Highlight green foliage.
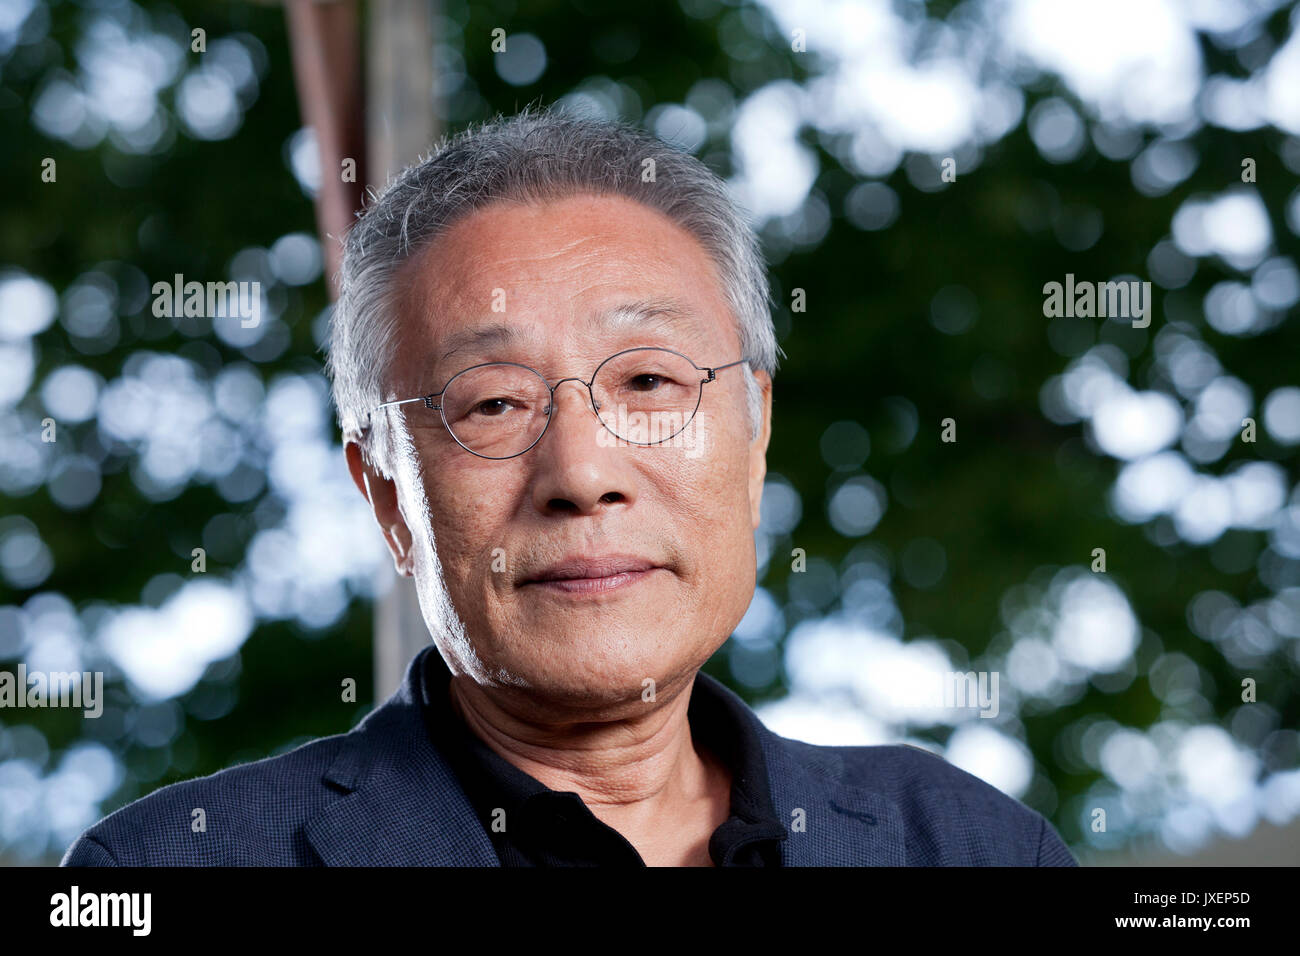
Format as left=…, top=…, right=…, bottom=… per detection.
left=3, top=0, right=1297, bottom=863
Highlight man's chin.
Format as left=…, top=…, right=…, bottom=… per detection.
left=526, top=668, right=695, bottom=718
left=490, top=623, right=692, bottom=691
left=514, top=613, right=664, bottom=652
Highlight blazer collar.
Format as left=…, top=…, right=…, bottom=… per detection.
left=303, top=647, right=497, bottom=866
left=304, top=645, right=904, bottom=866
left=753, top=712, right=907, bottom=866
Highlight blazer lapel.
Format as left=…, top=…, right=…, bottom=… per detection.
left=304, top=647, right=499, bottom=866
left=699, top=673, right=907, bottom=866
left=762, top=738, right=907, bottom=866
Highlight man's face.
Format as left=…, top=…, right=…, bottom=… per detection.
left=349, top=192, right=772, bottom=712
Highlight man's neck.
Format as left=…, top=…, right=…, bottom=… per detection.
left=447, top=674, right=733, bottom=865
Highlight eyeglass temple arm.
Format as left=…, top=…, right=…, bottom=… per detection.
left=704, top=357, right=752, bottom=381
left=366, top=394, right=440, bottom=428
left=374, top=395, right=439, bottom=410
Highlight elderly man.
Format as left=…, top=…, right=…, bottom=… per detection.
left=63, top=106, right=1076, bottom=867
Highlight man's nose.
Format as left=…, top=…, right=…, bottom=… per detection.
left=540, top=378, right=605, bottom=452
left=529, top=378, right=632, bottom=514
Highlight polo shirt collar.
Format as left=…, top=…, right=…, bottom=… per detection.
left=420, top=645, right=788, bottom=864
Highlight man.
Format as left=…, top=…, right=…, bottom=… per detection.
left=63, top=106, right=1077, bottom=867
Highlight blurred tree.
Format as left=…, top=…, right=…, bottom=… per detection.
left=2, top=0, right=1297, bottom=864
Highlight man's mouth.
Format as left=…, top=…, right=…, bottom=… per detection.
left=518, top=555, right=664, bottom=594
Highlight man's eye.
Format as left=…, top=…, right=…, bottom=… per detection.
left=473, top=398, right=512, bottom=416
left=627, top=373, right=667, bottom=391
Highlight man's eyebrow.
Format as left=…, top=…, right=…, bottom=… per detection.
left=590, top=297, right=692, bottom=331
left=437, top=298, right=693, bottom=363
left=439, top=323, right=523, bottom=363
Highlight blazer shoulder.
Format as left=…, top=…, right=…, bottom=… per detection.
left=62, top=730, right=352, bottom=867
left=814, top=741, right=1077, bottom=866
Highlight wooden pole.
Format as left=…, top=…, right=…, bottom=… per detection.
left=287, top=0, right=441, bottom=700
left=366, top=0, right=441, bottom=699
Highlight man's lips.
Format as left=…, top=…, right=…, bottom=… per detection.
left=518, top=555, right=663, bottom=593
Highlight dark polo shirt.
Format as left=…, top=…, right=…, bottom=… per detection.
left=419, top=647, right=788, bottom=866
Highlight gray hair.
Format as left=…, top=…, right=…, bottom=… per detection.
left=327, top=103, right=779, bottom=472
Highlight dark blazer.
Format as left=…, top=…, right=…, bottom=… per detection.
left=62, top=645, right=1078, bottom=866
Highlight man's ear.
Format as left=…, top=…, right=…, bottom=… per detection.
left=345, top=437, right=415, bottom=577
left=747, top=370, right=772, bottom=532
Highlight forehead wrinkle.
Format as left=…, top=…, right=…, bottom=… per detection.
left=437, top=299, right=690, bottom=363
left=496, top=233, right=600, bottom=266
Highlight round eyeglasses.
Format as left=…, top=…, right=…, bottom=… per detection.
left=370, top=347, right=751, bottom=460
